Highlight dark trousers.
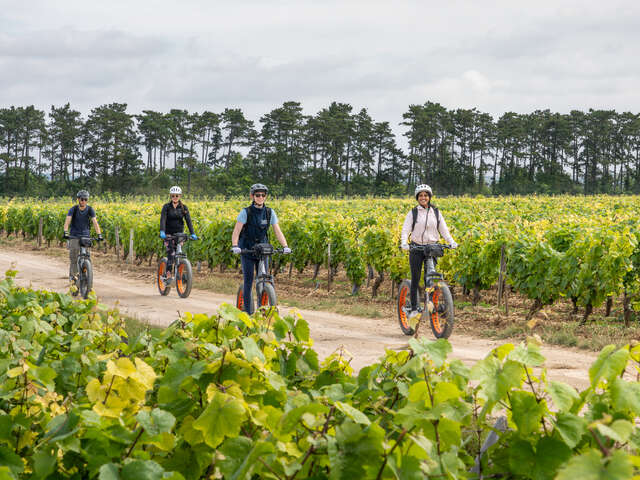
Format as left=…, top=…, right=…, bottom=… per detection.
left=164, top=239, right=176, bottom=272
left=241, top=254, right=269, bottom=315
left=409, top=249, right=427, bottom=309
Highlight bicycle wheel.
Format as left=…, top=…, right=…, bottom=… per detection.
left=236, top=284, right=247, bottom=311
left=176, top=258, right=193, bottom=298
left=79, top=259, right=93, bottom=299
left=397, top=279, right=415, bottom=336
left=429, top=282, right=454, bottom=339
left=157, top=258, right=171, bottom=296
left=257, top=282, right=277, bottom=310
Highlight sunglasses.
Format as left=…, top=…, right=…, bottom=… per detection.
left=254, top=193, right=266, bottom=198
left=171, top=194, right=181, bottom=198
left=79, top=198, right=88, bottom=201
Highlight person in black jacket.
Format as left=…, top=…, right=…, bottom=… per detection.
left=159, top=186, right=197, bottom=282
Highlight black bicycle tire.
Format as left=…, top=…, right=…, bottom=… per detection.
left=157, top=258, right=171, bottom=296
left=79, top=259, right=93, bottom=299
left=397, top=279, right=415, bottom=336
left=257, top=282, right=278, bottom=313
left=176, top=258, right=193, bottom=298
left=429, top=282, right=455, bottom=339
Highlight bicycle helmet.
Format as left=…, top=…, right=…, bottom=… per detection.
left=250, top=183, right=268, bottom=195
left=169, top=186, right=182, bottom=195
left=76, top=190, right=90, bottom=199
left=414, top=184, right=432, bottom=200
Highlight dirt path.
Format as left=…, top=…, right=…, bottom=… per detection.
left=1, top=249, right=599, bottom=388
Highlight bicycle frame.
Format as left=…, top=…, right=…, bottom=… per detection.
left=165, top=234, right=190, bottom=276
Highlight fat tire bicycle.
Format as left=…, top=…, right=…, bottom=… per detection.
left=235, top=243, right=286, bottom=313
left=157, top=233, right=196, bottom=298
left=69, top=236, right=102, bottom=299
left=397, top=243, right=455, bottom=339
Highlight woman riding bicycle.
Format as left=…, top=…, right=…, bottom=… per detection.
left=231, top=183, right=291, bottom=314
left=159, top=186, right=197, bottom=284
left=400, top=184, right=457, bottom=317
left=63, top=190, right=103, bottom=284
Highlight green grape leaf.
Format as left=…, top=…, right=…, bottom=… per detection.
left=192, top=392, right=246, bottom=449
left=240, top=337, right=265, bottom=364
left=588, top=345, right=628, bottom=387
left=408, top=337, right=451, bottom=368
left=556, top=449, right=633, bottom=480
left=547, top=381, right=580, bottom=413
left=99, top=463, right=120, bottom=480
left=0, top=447, right=23, bottom=475
left=219, top=437, right=275, bottom=479
left=510, top=391, right=546, bottom=437
left=610, top=378, right=640, bottom=415
left=335, top=402, right=370, bottom=425
left=595, top=420, right=634, bottom=443
left=136, top=409, right=176, bottom=436
left=554, top=413, right=587, bottom=449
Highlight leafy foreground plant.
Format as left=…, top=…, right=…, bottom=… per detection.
left=0, top=272, right=639, bottom=479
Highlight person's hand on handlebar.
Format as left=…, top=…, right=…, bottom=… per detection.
left=231, top=245, right=241, bottom=255
left=159, top=231, right=166, bottom=239
left=63, top=230, right=69, bottom=240
left=282, top=247, right=292, bottom=254
left=97, top=233, right=103, bottom=242
left=449, top=241, right=458, bottom=249
left=400, top=243, right=409, bottom=251
left=190, top=234, right=198, bottom=240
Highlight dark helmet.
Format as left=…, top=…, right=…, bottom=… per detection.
left=76, top=190, right=90, bottom=199
left=250, top=183, right=268, bottom=195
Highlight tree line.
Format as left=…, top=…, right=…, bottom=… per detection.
left=1, top=101, right=639, bottom=197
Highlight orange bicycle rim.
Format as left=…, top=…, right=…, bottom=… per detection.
left=431, top=288, right=442, bottom=333
left=398, top=286, right=409, bottom=329
left=176, top=264, right=184, bottom=292
left=158, top=263, right=166, bottom=290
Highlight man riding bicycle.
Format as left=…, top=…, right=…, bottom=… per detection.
left=63, top=190, right=103, bottom=284
left=400, top=184, right=457, bottom=318
left=159, top=186, right=197, bottom=285
left=231, top=183, right=291, bottom=314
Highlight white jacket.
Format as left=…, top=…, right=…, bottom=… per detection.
left=400, top=205, right=455, bottom=245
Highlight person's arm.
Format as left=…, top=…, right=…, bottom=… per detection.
left=400, top=211, right=413, bottom=245
left=63, top=215, right=72, bottom=232
left=183, top=206, right=195, bottom=235
left=160, top=204, right=167, bottom=232
left=437, top=214, right=455, bottom=246
left=91, top=217, right=102, bottom=235
left=231, top=221, right=244, bottom=246
left=272, top=224, right=288, bottom=247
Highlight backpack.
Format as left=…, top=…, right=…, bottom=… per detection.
left=411, top=205, right=440, bottom=235
left=239, top=205, right=272, bottom=242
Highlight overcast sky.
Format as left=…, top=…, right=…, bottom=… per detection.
left=2, top=0, right=639, bottom=138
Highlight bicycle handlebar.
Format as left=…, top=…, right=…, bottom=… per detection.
left=164, top=233, right=198, bottom=241
left=409, top=243, right=454, bottom=250
left=238, top=247, right=286, bottom=255
left=67, top=235, right=103, bottom=242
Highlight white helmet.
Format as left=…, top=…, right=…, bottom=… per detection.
left=169, top=186, right=182, bottom=195
left=414, top=184, right=432, bottom=199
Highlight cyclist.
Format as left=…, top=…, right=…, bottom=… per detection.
left=159, top=186, right=197, bottom=284
left=63, top=190, right=103, bottom=284
left=231, top=183, right=291, bottom=314
left=400, top=184, right=457, bottom=317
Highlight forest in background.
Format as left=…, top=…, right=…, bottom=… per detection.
left=1, top=100, right=639, bottom=197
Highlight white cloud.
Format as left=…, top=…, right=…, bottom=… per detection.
left=0, top=0, right=639, bottom=139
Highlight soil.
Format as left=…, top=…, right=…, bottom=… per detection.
left=0, top=245, right=605, bottom=389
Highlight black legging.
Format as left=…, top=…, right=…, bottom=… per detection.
left=409, top=248, right=438, bottom=309
left=409, top=248, right=427, bottom=309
